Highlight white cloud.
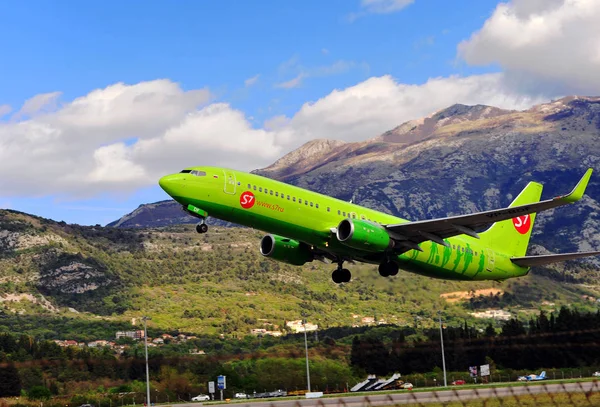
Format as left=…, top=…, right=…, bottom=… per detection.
left=0, top=104, right=12, bottom=118
left=274, top=59, right=360, bottom=89
left=458, top=0, right=600, bottom=94
left=275, top=74, right=545, bottom=150
left=275, top=73, right=305, bottom=89
left=348, top=0, right=414, bottom=21
left=0, top=74, right=549, bottom=199
left=321, top=48, right=330, bottom=55
left=13, top=92, right=61, bottom=119
left=244, top=74, right=260, bottom=87
left=360, top=0, right=414, bottom=14
left=0, top=200, right=10, bottom=209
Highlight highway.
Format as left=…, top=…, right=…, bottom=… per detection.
left=180, top=381, right=599, bottom=407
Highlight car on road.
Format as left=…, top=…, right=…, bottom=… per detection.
left=191, top=394, right=210, bottom=401
left=593, top=372, right=600, bottom=377
left=234, top=393, right=248, bottom=399
left=451, top=380, right=466, bottom=385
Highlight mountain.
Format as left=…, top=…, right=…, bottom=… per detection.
left=1, top=208, right=598, bottom=340
left=110, top=96, right=600, bottom=266
left=3, top=96, right=600, bottom=338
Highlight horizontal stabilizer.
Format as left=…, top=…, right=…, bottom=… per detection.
left=511, top=251, right=600, bottom=267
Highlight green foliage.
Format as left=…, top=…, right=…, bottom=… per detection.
left=27, top=386, right=52, bottom=400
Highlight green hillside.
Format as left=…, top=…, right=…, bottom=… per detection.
left=1, top=209, right=599, bottom=340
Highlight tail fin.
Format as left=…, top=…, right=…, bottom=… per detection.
left=480, top=181, right=544, bottom=257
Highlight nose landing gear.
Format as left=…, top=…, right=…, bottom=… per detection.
left=196, top=220, right=208, bottom=234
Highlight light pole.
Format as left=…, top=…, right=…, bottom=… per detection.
left=303, top=319, right=311, bottom=392
left=438, top=311, right=447, bottom=387
left=142, top=316, right=152, bottom=406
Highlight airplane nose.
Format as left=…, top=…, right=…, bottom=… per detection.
left=158, top=174, right=179, bottom=195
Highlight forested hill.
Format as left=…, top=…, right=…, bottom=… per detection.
left=1, top=208, right=599, bottom=340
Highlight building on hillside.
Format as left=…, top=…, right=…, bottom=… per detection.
left=88, top=340, right=111, bottom=348
left=470, top=309, right=512, bottom=320
left=54, top=340, right=79, bottom=347
left=116, top=330, right=144, bottom=340
left=152, top=338, right=164, bottom=344
left=286, top=320, right=318, bottom=333
left=361, top=317, right=375, bottom=325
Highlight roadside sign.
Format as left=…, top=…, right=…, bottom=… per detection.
left=208, top=381, right=215, bottom=393
left=217, top=375, right=226, bottom=390
left=480, top=364, right=490, bottom=376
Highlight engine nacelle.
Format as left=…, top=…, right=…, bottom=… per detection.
left=336, top=218, right=395, bottom=252
left=260, top=234, right=314, bottom=266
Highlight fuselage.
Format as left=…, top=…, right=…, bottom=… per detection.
left=158, top=166, right=530, bottom=281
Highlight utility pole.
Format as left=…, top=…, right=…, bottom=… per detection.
left=438, top=311, right=447, bottom=387
left=142, top=316, right=152, bottom=406
left=303, top=319, right=311, bottom=392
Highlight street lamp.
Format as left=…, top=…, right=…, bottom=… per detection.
left=142, top=316, right=152, bottom=406
left=438, top=311, right=447, bottom=387
left=303, top=319, right=311, bottom=392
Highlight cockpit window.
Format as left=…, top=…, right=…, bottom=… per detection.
left=190, top=170, right=206, bottom=176
left=180, top=170, right=192, bottom=173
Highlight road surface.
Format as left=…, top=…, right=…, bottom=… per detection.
left=180, top=381, right=598, bottom=407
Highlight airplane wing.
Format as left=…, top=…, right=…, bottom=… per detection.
left=511, top=251, right=600, bottom=267
left=383, top=168, right=592, bottom=252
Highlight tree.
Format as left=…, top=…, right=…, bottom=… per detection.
left=28, top=386, right=52, bottom=400
left=0, top=363, right=22, bottom=396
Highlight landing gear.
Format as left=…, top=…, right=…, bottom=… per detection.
left=196, top=220, right=208, bottom=234
left=378, top=260, right=399, bottom=277
left=332, top=261, right=351, bottom=284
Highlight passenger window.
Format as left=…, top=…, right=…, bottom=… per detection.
left=270, top=190, right=273, bottom=195
left=305, top=201, right=308, bottom=206
left=316, top=204, right=319, bottom=209
left=360, top=215, right=365, bottom=220
left=259, top=187, right=263, bottom=192
left=247, top=184, right=251, bottom=188
left=275, top=192, right=278, bottom=197
left=265, top=188, right=268, bottom=194
left=299, top=199, right=302, bottom=204
left=293, top=197, right=296, bottom=202
left=310, top=202, right=313, bottom=207
left=343, top=212, right=346, bottom=216
left=253, top=185, right=257, bottom=191
left=337, top=210, right=341, bottom=215
left=287, top=195, right=290, bottom=200
left=237, top=182, right=241, bottom=186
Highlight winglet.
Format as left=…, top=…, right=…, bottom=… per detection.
left=560, top=168, right=592, bottom=203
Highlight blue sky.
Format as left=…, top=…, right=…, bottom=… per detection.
left=1, top=0, right=597, bottom=225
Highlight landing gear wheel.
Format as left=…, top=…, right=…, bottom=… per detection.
left=332, top=269, right=344, bottom=284
left=196, top=222, right=208, bottom=234
left=379, top=261, right=399, bottom=277
left=332, top=261, right=351, bottom=284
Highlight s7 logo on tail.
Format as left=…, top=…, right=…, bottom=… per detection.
left=512, top=214, right=531, bottom=234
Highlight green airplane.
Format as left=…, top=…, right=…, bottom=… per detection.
left=158, top=167, right=600, bottom=284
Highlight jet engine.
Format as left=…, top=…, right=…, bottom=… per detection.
left=260, top=234, right=314, bottom=266
left=336, top=218, right=395, bottom=252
